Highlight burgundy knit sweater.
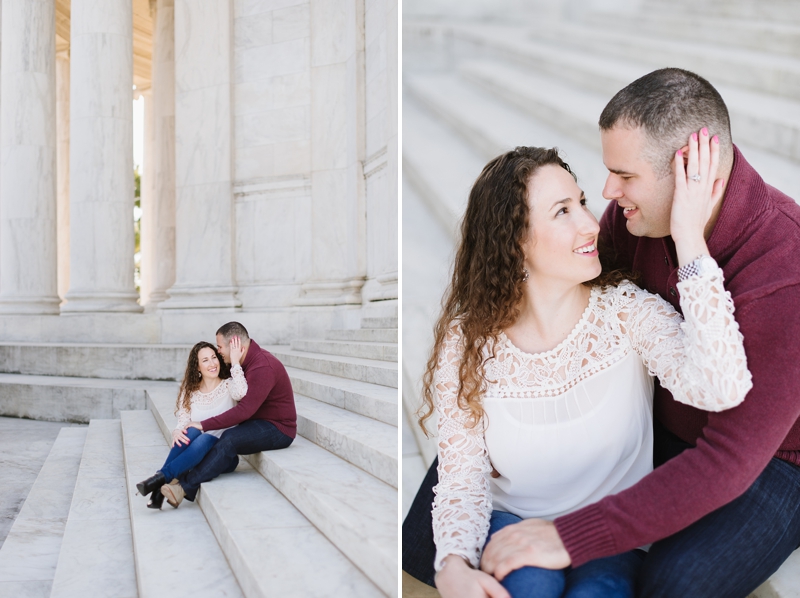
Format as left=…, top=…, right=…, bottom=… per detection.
left=200, top=339, right=297, bottom=439
left=554, top=146, right=800, bottom=567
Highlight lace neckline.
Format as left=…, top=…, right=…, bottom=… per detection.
left=197, top=378, right=224, bottom=395
left=499, top=286, right=599, bottom=359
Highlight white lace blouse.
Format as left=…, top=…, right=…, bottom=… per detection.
left=431, top=265, right=753, bottom=571
left=175, top=364, right=248, bottom=438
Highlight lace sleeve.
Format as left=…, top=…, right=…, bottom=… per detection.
left=175, top=398, right=191, bottom=431
left=431, top=325, right=493, bottom=572
left=228, top=364, right=248, bottom=402
left=618, top=265, right=752, bottom=412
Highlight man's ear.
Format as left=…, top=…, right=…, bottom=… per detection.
left=679, top=144, right=690, bottom=167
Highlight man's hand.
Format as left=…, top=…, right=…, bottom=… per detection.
left=480, top=519, right=571, bottom=581
left=184, top=421, right=203, bottom=432
left=435, top=555, right=510, bottom=598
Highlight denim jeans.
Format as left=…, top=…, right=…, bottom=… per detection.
left=159, top=426, right=218, bottom=482
left=488, top=510, right=643, bottom=598
left=178, top=418, right=293, bottom=500
left=402, top=421, right=800, bottom=597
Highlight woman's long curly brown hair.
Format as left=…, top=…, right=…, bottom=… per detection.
left=175, top=341, right=231, bottom=415
left=418, top=147, right=636, bottom=435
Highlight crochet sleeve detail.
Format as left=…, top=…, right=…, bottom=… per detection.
left=431, top=324, right=493, bottom=572
left=175, top=399, right=191, bottom=431
left=228, top=364, right=248, bottom=402
left=617, top=265, right=752, bottom=412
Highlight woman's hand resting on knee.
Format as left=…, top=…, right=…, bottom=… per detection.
left=171, top=428, right=191, bottom=447
left=435, top=555, right=510, bottom=598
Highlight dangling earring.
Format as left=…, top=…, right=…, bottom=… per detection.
left=522, top=268, right=529, bottom=282
left=198, top=371, right=202, bottom=378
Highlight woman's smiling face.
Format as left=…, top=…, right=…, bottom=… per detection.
left=197, top=347, right=220, bottom=380
left=523, top=164, right=602, bottom=286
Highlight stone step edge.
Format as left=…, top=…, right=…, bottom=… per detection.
left=144, top=388, right=396, bottom=596
left=295, top=394, right=397, bottom=488
left=0, top=427, right=88, bottom=592
left=119, top=410, right=245, bottom=598
left=269, top=347, right=398, bottom=389
left=286, top=366, right=398, bottom=427
left=50, top=420, right=137, bottom=598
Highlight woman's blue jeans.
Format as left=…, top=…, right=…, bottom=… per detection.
left=487, top=511, right=644, bottom=598
left=159, top=427, right=219, bottom=482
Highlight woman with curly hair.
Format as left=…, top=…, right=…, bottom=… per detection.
left=420, top=135, right=752, bottom=597
left=135, top=338, right=247, bottom=509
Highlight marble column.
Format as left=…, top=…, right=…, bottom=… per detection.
left=0, top=0, right=60, bottom=314
left=160, top=0, right=239, bottom=310
left=297, top=0, right=367, bottom=305
left=63, top=0, right=142, bottom=313
left=139, top=90, right=155, bottom=305
left=56, top=50, right=70, bottom=300
left=146, top=0, right=176, bottom=308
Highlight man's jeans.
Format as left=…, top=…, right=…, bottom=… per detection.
left=178, top=419, right=293, bottom=501
left=403, top=421, right=800, bottom=597
left=159, top=427, right=218, bottom=482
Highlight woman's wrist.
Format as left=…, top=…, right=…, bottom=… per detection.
left=673, top=235, right=710, bottom=268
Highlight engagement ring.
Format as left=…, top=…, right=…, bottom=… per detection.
left=689, top=174, right=701, bottom=182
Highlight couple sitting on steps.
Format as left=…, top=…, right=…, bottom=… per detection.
left=136, top=321, right=296, bottom=509
left=403, top=67, right=800, bottom=598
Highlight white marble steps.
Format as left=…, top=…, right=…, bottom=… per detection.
left=751, top=548, right=800, bottom=598
left=361, top=316, right=397, bottom=329
left=268, top=346, right=398, bottom=389
left=527, top=20, right=800, bottom=101
left=295, top=394, right=397, bottom=487
left=286, top=366, right=397, bottom=426
left=404, top=73, right=608, bottom=217
left=441, top=24, right=800, bottom=165
left=0, top=426, right=87, bottom=597
left=50, top=420, right=137, bottom=598
left=578, top=10, right=800, bottom=57
left=142, top=392, right=384, bottom=598
left=120, top=410, right=244, bottom=598
left=0, top=342, right=189, bottom=381
left=245, top=436, right=397, bottom=596
left=326, top=328, right=397, bottom=343
left=0, top=373, right=178, bottom=424
left=291, top=338, right=397, bottom=363
left=403, top=92, right=487, bottom=235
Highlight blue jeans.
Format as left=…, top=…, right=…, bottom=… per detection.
left=635, top=422, right=800, bottom=597
left=488, top=511, right=643, bottom=598
left=178, top=418, right=293, bottom=501
left=159, top=427, right=218, bottom=482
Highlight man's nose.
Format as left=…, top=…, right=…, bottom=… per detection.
left=602, top=174, right=623, bottom=201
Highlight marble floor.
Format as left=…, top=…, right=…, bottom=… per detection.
left=0, top=417, right=85, bottom=549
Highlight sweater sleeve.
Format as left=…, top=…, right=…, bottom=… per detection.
left=201, top=362, right=275, bottom=431
left=555, top=284, right=800, bottom=567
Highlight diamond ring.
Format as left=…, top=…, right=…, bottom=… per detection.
left=689, top=174, right=701, bottom=182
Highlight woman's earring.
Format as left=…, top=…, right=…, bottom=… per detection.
left=522, top=268, right=529, bottom=282
left=198, top=371, right=202, bottom=378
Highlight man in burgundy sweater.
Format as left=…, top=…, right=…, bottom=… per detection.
left=403, top=68, right=800, bottom=597
left=168, top=321, right=296, bottom=505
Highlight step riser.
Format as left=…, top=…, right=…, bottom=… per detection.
left=288, top=374, right=397, bottom=426
left=51, top=420, right=137, bottom=598
left=297, top=413, right=397, bottom=488
left=360, top=317, right=398, bottom=329
left=325, top=328, right=398, bottom=343
left=291, top=339, right=398, bottom=363
left=0, top=383, right=146, bottom=424
left=272, top=352, right=398, bottom=389
left=449, top=29, right=800, bottom=164
left=0, top=428, right=87, bottom=594
left=0, top=345, right=186, bottom=381
left=245, top=444, right=397, bottom=596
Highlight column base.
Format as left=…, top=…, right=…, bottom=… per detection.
left=294, top=278, right=366, bottom=306
left=61, top=290, right=143, bottom=313
left=0, top=295, right=61, bottom=315
left=158, top=285, right=242, bottom=311
left=361, top=272, right=398, bottom=302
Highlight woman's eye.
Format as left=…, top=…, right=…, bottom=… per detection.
left=556, top=207, right=567, bottom=216
left=580, top=198, right=588, bottom=207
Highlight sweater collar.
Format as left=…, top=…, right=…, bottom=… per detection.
left=242, top=339, right=260, bottom=370
left=705, top=145, right=770, bottom=263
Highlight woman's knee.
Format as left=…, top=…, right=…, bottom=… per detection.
left=502, top=566, right=565, bottom=598
left=186, top=427, right=203, bottom=441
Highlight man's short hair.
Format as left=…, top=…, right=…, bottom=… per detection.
left=216, top=321, right=249, bottom=342
left=599, top=68, right=733, bottom=177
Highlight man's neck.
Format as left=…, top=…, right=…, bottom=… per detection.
left=703, top=158, right=734, bottom=241
left=240, top=341, right=251, bottom=364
